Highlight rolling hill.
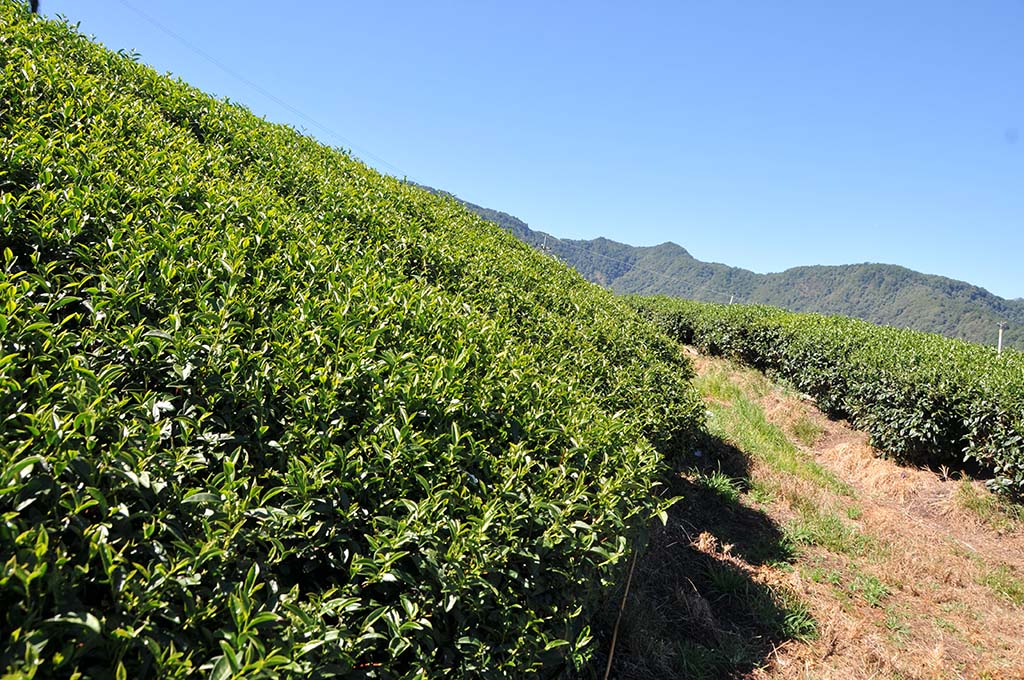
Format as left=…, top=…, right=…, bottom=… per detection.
left=0, top=5, right=707, bottom=676
left=424, top=187, right=1024, bottom=349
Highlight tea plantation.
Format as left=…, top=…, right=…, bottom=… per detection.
left=0, top=4, right=705, bottom=677
left=631, top=296, right=1024, bottom=496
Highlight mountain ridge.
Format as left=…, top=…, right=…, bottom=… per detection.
left=418, top=184, right=1024, bottom=349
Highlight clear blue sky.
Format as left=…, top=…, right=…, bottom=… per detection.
left=40, top=1, right=1024, bottom=298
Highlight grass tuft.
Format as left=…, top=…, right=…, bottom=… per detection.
left=790, top=415, right=825, bottom=447
left=695, top=470, right=744, bottom=505
left=851, top=571, right=890, bottom=607
left=957, top=480, right=1024, bottom=533
left=977, top=564, right=1024, bottom=607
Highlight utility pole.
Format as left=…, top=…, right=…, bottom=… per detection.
left=998, top=322, right=1005, bottom=355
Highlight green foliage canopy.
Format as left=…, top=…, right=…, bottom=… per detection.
left=0, top=4, right=703, bottom=677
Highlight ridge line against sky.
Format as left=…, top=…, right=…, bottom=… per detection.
left=38, top=0, right=1024, bottom=299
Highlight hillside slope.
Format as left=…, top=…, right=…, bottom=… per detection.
left=0, top=5, right=703, bottom=677
left=429, top=188, right=1024, bottom=349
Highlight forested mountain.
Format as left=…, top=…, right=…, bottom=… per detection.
left=420, top=186, right=1024, bottom=349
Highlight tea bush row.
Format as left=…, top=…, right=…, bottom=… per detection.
left=630, top=296, right=1024, bottom=496
left=0, top=4, right=703, bottom=677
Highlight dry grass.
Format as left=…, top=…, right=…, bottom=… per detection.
left=590, top=353, right=1024, bottom=679
left=688, top=353, right=1024, bottom=680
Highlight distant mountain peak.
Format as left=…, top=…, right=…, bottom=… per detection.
left=666, top=243, right=692, bottom=258
left=417, top=183, right=1022, bottom=349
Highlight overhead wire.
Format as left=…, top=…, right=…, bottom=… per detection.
left=106, top=0, right=739, bottom=303
left=112, top=0, right=412, bottom=181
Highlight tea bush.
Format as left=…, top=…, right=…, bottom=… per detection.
left=631, top=296, right=1024, bottom=496
left=0, top=4, right=703, bottom=677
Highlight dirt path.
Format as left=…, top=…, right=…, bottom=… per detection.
left=593, top=352, right=1024, bottom=679
left=686, top=354, right=1024, bottom=679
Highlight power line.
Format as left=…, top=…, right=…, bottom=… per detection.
left=88, top=2, right=746, bottom=305
left=112, top=0, right=411, bottom=180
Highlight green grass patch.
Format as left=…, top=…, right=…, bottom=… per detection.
left=884, top=606, right=910, bottom=643
left=977, top=564, right=1024, bottom=607
left=776, top=591, right=819, bottom=641
left=803, top=565, right=844, bottom=588
left=704, top=560, right=751, bottom=600
left=784, top=502, right=877, bottom=558
left=790, top=415, right=825, bottom=447
left=957, top=480, right=1024, bottom=533
left=696, top=368, right=853, bottom=496
left=748, top=479, right=780, bottom=506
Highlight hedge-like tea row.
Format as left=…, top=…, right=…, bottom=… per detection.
left=0, top=5, right=704, bottom=677
left=630, top=296, right=1024, bottom=496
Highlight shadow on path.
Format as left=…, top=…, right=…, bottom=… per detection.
left=581, top=436, right=811, bottom=679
